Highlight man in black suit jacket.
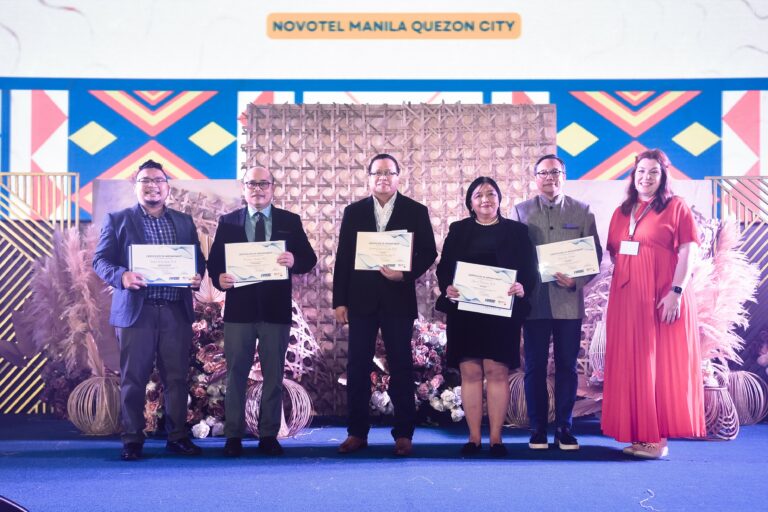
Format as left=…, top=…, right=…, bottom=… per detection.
left=207, top=166, right=317, bottom=457
left=333, top=154, right=437, bottom=456
left=93, top=159, right=205, bottom=461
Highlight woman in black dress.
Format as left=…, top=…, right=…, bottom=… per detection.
left=436, top=177, right=537, bottom=456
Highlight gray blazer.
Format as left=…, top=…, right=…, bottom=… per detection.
left=511, top=195, right=602, bottom=320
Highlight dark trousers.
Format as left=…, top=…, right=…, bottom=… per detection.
left=115, top=301, right=192, bottom=444
left=523, top=318, right=582, bottom=431
left=347, top=312, right=415, bottom=440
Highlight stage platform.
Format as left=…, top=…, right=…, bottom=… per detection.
left=1, top=415, right=765, bottom=512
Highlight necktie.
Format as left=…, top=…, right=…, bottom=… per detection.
left=253, top=212, right=266, bottom=242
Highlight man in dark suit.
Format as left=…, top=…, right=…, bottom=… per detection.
left=333, top=154, right=437, bottom=456
left=207, top=166, right=317, bottom=457
left=93, top=159, right=205, bottom=461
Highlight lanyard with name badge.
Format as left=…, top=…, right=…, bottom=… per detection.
left=619, top=202, right=652, bottom=256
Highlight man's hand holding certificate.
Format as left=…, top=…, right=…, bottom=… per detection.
left=225, top=241, right=289, bottom=283
left=536, top=236, right=600, bottom=283
left=451, top=261, right=517, bottom=317
left=354, top=231, right=413, bottom=271
left=129, top=244, right=197, bottom=286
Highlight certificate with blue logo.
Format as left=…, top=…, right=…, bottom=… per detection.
left=354, top=231, right=413, bottom=271
left=453, top=261, right=516, bottom=317
left=536, top=236, right=599, bottom=283
left=129, top=244, right=196, bottom=286
left=225, top=241, right=288, bottom=283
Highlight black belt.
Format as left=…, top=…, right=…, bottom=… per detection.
left=144, top=298, right=180, bottom=306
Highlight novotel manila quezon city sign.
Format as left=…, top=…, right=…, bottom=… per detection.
left=267, top=13, right=521, bottom=39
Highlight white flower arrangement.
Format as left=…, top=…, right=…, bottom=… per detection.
left=191, top=419, right=211, bottom=439
left=370, top=390, right=394, bottom=415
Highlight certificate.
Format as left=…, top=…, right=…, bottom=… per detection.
left=129, top=244, right=196, bottom=286
left=225, top=241, right=288, bottom=282
left=536, top=236, right=600, bottom=283
left=354, top=231, right=413, bottom=271
left=453, top=261, right=516, bottom=318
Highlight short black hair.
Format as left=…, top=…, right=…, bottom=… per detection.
left=465, top=176, right=502, bottom=219
left=133, top=159, right=169, bottom=181
left=533, top=154, right=566, bottom=174
left=368, top=153, right=400, bottom=175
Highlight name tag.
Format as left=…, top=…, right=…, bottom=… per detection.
left=619, top=240, right=639, bottom=256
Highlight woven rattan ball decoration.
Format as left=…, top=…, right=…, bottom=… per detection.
left=704, top=386, right=739, bottom=440
left=245, top=378, right=312, bottom=439
left=727, top=371, right=768, bottom=425
left=506, top=370, right=555, bottom=428
left=67, top=375, right=120, bottom=435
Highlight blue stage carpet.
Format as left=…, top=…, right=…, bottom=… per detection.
left=0, top=416, right=765, bottom=512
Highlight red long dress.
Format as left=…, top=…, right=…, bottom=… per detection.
left=602, top=196, right=706, bottom=443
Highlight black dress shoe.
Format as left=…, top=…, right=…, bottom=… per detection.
left=258, top=436, right=284, bottom=456
left=460, top=442, right=482, bottom=456
left=489, top=443, right=508, bottom=458
left=121, top=442, right=142, bottom=461
left=166, top=438, right=202, bottom=456
left=223, top=437, right=243, bottom=457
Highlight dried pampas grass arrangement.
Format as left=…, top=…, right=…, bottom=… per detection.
left=691, top=219, right=759, bottom=366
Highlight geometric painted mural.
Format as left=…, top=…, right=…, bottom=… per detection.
left=69, top=89, right=238, bottom=216
left=491, top=89, right=722, bottom=181
left=722, top=90, right=768, bottom=177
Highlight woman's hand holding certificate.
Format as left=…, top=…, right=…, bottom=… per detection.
left=451, top=261, right=518, bottom=317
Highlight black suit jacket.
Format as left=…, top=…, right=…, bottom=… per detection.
left=207, top=206, right=317, bottom=324
left=435, top=217, right=537, bottom=323
left=93, top=204, right=205, bottom=328
left=332, top=194, right=437, bottom=319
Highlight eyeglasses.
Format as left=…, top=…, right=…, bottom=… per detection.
left=243, top=180, right=273, bottom=190
left=535, top=170, right=564, bottom=178
left=136, top=177, right=168, bottom=185
left=369, top=171, right=399, bottom=178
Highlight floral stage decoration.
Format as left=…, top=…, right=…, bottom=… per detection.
left=365, top=318, right=464, bottom=423
left=5, top=226, right=324, bottom=438
left=144, top=275, right=323, bottom=438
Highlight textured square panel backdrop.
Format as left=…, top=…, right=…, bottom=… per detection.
left=244, top=103, right=556, bottom=370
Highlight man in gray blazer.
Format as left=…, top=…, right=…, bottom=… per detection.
left=511, top=154, right=602, bottom=451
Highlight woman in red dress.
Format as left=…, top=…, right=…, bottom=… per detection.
left=602, top=149, right=706, bottom=459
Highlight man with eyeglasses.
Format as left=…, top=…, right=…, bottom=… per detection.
left=511, top=154, right=603, bottom=451
left=93, top=159, right=206, bottom=461
left=207, top=166, right=317, bottom=457
left=333, top=153, right=437, bottom=456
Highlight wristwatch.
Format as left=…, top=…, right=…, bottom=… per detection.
left=671, top=286, right=683, bottom=294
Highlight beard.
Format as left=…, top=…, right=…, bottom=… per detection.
left=142, top=197, right=164, bottom=208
